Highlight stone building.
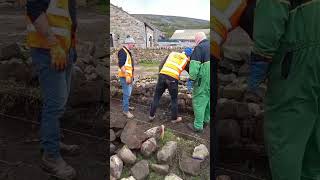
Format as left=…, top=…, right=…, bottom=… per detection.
left=110, top=3, right=163, bottom=48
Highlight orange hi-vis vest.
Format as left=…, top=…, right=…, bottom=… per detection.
left=160, top=52, right=189, bottom=80
left=212, top=0, right=247, bottom=59
left=26, top=0, right=72, bottom=51
left=118, top=47, right=133, bottom=78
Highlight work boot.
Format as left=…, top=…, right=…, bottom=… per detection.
left=123, top=111, right=134, bottom=119
left=129, top=106, right=135, bottom=111
left=203, top=122, right=209, bottom=129
left=60, top=142, right=80, bottom=155
left=40, top=153, right=76, bottom=180
left=187, top=123, right=203, bottom=133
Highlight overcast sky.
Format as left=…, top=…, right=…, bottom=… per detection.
left=110, top=0, right=210, bottom=21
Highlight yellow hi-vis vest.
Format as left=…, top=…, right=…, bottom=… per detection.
left=118, top=47, right=133, bottom=78
left=26, top=0, right=72, bottom=51
left=160, top=52, right=189, bottom=80
left=212, top=0, right=247, bottom=59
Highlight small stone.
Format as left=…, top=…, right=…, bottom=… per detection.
left=117, top=145, right=137, bottom=165
left=157, top=141, right=177, bottom=163
left=141, top=138, right=157, bottom=157
left=192, top=144, right=209, bottom=161
left=179, top=153, right=201, bottom=176
left=144, top=125, right=165, bottom=140
left=150, top=164, right=169, bottom=175
left=121, top=176, right=136, bottom=180
left=110, top=155, right=123, bottom=179
left=130, top=160, right=149, bottom=180
left=164, top=173, right=183, bottom=180
left=110, top=143, right=116, bottom=154
left=110, top=129, right=116, bottom=141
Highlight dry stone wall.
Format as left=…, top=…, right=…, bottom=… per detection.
left=111, top=47, right=184, bottom=63
left=216, top=28, right=266, bottom=151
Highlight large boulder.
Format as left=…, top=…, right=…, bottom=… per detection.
left=120, top=120, right=148, bottom=149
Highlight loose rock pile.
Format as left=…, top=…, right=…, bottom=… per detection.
left=109, top=117, right=210, bottom=179
left=110, top=77, right=194, bottom=114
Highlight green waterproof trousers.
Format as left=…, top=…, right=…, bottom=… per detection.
left=190, top=61, right=210, bottom=130
left=253, top=0, right=320, bottom=179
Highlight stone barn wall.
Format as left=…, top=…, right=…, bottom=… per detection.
left=110, top=47, right=184, bottom=64
left=110, top=4, right=146, bottom=48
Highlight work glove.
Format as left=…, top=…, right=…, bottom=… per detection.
left=187, top=78, right=193, bottom=93
left=50, top=44, right=67, bottom=71
left=126, top=76, right=132, bottom=84
left=247, top=53, right=271, bottom=94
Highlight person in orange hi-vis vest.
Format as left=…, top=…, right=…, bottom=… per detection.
left=149, top=47, right=193, bottom=123
left=118, top=36, right=136, bottom=119
left=26, top=0, right=78, bottom=179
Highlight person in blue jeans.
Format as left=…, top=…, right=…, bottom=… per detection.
left=118, top=36, right=136, bottom=118
left=27, top=0, right=78, bottom=179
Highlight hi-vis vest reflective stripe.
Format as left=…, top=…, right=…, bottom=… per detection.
left=211, top=0, right=247, bottom=59
left=118, top=48, right=133, bottom=78
left=26, top=0, right=72, bottom=51
left=160, top=52, right=189, bottom=80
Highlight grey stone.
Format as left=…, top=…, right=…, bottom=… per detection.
left=0, top=43, right=22, bottom=60
left=150, top=164, right=169, bottom=175
left=192, top=144, right=209, bottom=161
left=164, top=173, right=183, bottom=180
left=121, top=176, right=136, bottom=180
left=157, top=141, right=177, bottom=163
left=117, top=145, right=137, bottom=165
left=110, top=143, right=116, bottom=154
left=120, top=120, right=148, bottom=149
left=216, top=119, right=241, bottom=145
left=140, top=137, right=157, bottom=157
left=179, top=152, right=201, bottom=176
left=110, top=129, right=116, bottom=141
left=110, top=116, right=127, bottom=129
left=130, top=160, right=149, bottom=180
left=110, top=155, right=123, bottom=179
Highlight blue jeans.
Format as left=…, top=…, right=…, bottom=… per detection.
left=248, top=53, right=270, bottom=94
left=119, top=77, right=132, bottom=112
left=31, top=48, right=75, bottom=159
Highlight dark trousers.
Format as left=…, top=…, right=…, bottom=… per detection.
left=150, top=74, right=178, bottom=120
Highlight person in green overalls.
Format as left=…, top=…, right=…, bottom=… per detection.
left=187, top=32, right=210, bottom=133
left=248, top=0, right=320, bottom=179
